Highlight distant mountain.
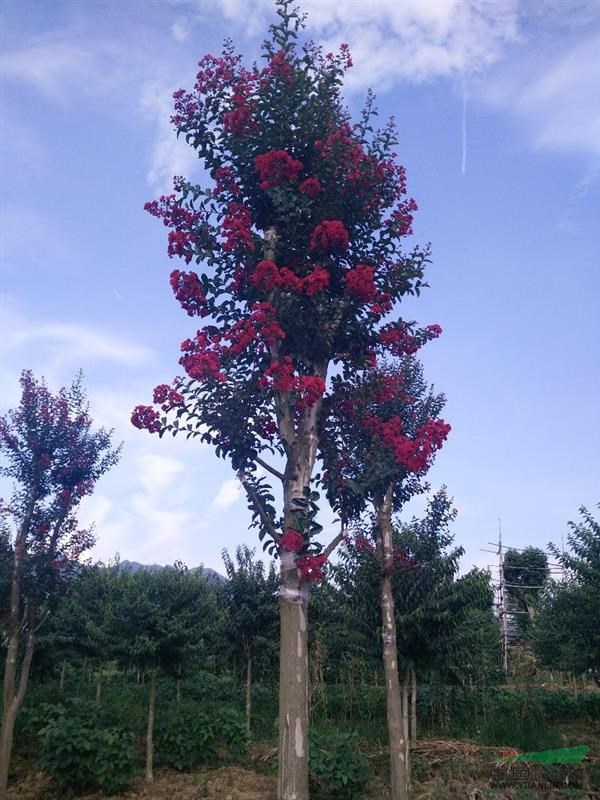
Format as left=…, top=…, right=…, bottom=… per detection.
left=118, top=559, right=226, bottom=585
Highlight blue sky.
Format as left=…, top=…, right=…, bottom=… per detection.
left=2, top=0, right=599, bottom=576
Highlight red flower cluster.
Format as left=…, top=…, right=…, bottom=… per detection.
left=131, top=405, right=162, bottom=434
left=264, top=49, right=294, bottom=83
left=170, top=270, right=208, bottom=317
left=388, top=198, right=418, bottom=236
left=255, top=149, right=303, bottom=190
left=374, top=373, right=406, bottom=404
left=378, top=322, right=443, bottom=357
left=309, top=220, right=349, bottom=254
left=223, top=302, right=285, bottom=353
left=222, top=202, right=255, bottom=252
left=394, top=547, right=416, bottom=570
left=144, top=194, right=204, bottom=264
left=280, top=529, right=304, bottom=552
left=223, top=96, right=256, bottom=137
left=212, top=166, right=240, bottom=197
left=355, top=535, right=374, bottom=554
left=253, top=414, right=278, bottom=441
left=179, top=331, right=226, bottom=383
left=303, top=266, right=330, bottom=296
left=363, top=415, right=450, bottom=473
left=378, top=324, right=420, bottom=356
left=152, top=384, right=184, bottom=410
left=296, top=375, right=327, bottom=409
left=258, top=358, right=326, bottom=407
left=171, top=88, right=199, bottom=129
left=298, top=177, right=321, bottom=197
left=344, top=264, right=377, bottom=302
left=296, top=554, right=328, bottom=583
left=249, top=261, right=330, bottom=297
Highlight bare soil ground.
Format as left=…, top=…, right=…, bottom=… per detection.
left=8, top=735, right=600, bottom=800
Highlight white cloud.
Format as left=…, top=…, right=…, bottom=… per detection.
left=138, top=454, right=184, bottom=497
left=481, top=32, right=600, bottom=157
left=215, top=0, right=519, bottom=88
left=210, top=0, right=600, bottom=163
left=7, top=320, right=155, bottom=369
left=1, top=40, right=94, bottom=103
left=212, top=477, right=242, bottom=509
left=139, top=80, right=202, bottom=192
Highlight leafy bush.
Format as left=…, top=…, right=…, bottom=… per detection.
left=38, top=714, right=136, bottom=795
left=309, top=730, right=369, bottom=799
left=156, top=707, right=246, bottom=770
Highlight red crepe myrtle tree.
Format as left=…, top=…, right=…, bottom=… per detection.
left=318, top=353, right=450, bottom=800
left=0, top=371, right=120, bottom=795
left=133, top=3, right=433, bottom=796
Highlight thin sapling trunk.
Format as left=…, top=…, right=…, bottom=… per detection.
left=376, top=487, right=408, bottom=800
left=145, top=670, right=157, bottom=783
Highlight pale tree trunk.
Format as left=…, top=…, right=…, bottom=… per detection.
left=0, top=506, right=36, bottom=800
left=278, top=547, right=309, bottom=800
left=0, top=628, right=35, bottom=799
left=376, top=488, right=408, bottom=800
left=60, top=659, right=67, bottom=691
left=245, top=646, right=253, bottom=734
left=176, top=670, right=182, bottom=705
left=145, top=670, right=157, bottom=783
left=410, top=666, right=417, bottom=745
left=95, top=667, right=102, bottom=704
left=402, top=672, right=410, bottom=789
left=275, top=359, right=325, bottom=800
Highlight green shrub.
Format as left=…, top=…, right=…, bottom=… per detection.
left=309, top=730, right=369, bottom=799
left=156, top=707, right=246, bottom=770
left=38, top=714, right=136, bottom=795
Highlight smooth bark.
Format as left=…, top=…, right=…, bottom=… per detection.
left=277, top=549, right=309, bottom=800
left=145, top=670, right=157, bottom=783
left=245, top=650, right=253, bottom=734
left=0, top=629, right=34, bottom=800
left=60, top=659, right=67, bottom=691
left=376, top=488, right=408, bottom=800
left=275, top=357, right=324, bottom=800
left=0, top=499, right=36, bottom=800
left=402, top=672, right=410, bottom=789
left=410, top=666, right=417, bottom=745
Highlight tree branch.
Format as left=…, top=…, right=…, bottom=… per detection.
left=255, top=456, right=285, bottom=482
left=323, top=526, right=348, bottom=558
left=237, top=470, right=280, bottom=542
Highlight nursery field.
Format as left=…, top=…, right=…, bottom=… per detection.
left=6, top=675, right=600, bottom=800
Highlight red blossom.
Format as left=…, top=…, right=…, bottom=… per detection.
left=170, top=270, right=208, bottom=316
left=131, top=405, right=162, bottom=434
left=144, top=194, right=203, bottom=264
left=212, top=166, right=241, bottom=197
left=152, top=384, right=184, bottom=410
left=344, top=264, right=377, bottom=302
left=179, top=331, right=226, bottom=383
left=259, top=359, right=325, bottom=408
left=264, top=49, right=294, bottom=83
left=280, top=529, right=304, bottom=552
left=363, top=413, right=450, bottom=473
left=378, top=324, right=420, bottom=356
left=389, top=198, right=418, bottom=236
left=222, top=202, right=255, bottom=252
left=303, top=266, right=329, bottom=296
left=255, top=149, right=303, bottom=190
left=309, top=220, right=349, bottom=254
left=298, top=177, right=321, bottom=197
left=355, top=535, right=374, bottom=553
left=296, top=553, right=328, bottom=583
